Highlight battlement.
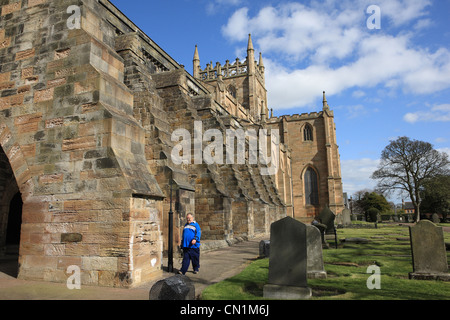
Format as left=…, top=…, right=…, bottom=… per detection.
left=268, top=111, right=328, bottom=123
left=197, top=57, right=265, bottom=82
left=267, top=92, right=334, bottom=123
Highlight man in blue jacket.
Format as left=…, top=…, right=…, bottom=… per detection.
left=179, top=213, right=201, bottom=275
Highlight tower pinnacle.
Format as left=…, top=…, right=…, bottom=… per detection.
left=194, top=45, right=200, bottom=61
left=193, top=45, right=200, bottom=78
left=323, top=91, right=329, bottom=110
left=259, top=52, right=264, bottom=69
left=247, top=34, right=254, bottom=52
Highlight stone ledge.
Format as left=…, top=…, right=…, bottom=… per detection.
left=307, top=271, right=327, bottom=279
left=263, top=284, right=312, bottom=300
left=201, top=236, right=249, bottom=252
left=409, top=272, right=450, bottom=281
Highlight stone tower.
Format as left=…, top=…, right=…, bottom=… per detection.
left=193, top=34, right=269, bottom=124
left=266, top=92, right=344, bottom=221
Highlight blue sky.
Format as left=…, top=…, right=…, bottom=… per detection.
left=110, top=0, right=450, bottom=203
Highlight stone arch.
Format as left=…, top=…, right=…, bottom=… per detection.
left=0, top=144, right=21, bottom=256
left=0, top=122, right=35, bottom=279
left=0, top=123, right=33, bottom=197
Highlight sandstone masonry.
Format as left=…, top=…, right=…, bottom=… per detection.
left=0, top=0, right=344, bottom=288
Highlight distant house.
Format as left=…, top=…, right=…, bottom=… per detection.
left=402, top=201, right=415, bottom=214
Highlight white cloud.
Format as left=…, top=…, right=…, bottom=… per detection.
left=221, top=0, right=450, bottom=110
left=374, top=0, right=432, bottom=26
left=221, top=7, right=249, bottom=36
left=222, top=3, right=363, bottom=63
left=341, top=158, right=380, bottom=196
left=403, top=104, right=450, bottom=123
left=403, top=113, right=420, bottom=123
left=437, top=147, right=450, bottom=158
left=413, top=18, right=433, bottom=31
left=352, top=90, right=366, bottom=98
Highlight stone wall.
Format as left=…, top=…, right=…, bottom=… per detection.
left=152, top=69, right=286, bottom=241
left=0, top=0, right=342, bottom=288
left=0, top=0, right=164, bottom=287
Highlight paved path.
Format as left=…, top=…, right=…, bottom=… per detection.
left=0, top=236, right=267, bottom=300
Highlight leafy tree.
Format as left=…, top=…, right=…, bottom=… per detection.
left=361, top=192, right=390, bottom=213
left=366, top=207, right=380, bottom=222
left=372, top=137, right=450, bottom=222
left=421, top=174, right=450, bottom=221
left=351, top=188, right=372, bottom=214
left=358, top=191, right=390, bottom=221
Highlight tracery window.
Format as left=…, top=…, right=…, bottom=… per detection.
left=304, top=124, right=313, bottom=141
left=304, top=167, right=319, bottom=205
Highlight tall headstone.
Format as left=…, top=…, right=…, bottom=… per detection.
left=341, top=208, right=352, bottom=226
left=318, top=206, right=338, bottom=248
left=264, top=217, right=312, bottom=300
left=306, top=225, right=327, bottom=279
left=259, top=240, right=270, bottom=258
left=409, top=220, right=450, bottom=281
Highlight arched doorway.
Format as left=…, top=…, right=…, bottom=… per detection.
left=0, top=146, right=22, bottom=278
left=6, top=192, right=23, bottom=246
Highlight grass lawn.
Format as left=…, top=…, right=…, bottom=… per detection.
left=201, top=223, right=450, bottom=300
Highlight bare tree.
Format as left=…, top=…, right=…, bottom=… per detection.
left=371, top=137, right=450, bottom=222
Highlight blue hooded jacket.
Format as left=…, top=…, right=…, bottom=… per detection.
left=181, top=221, right=201, bottom=249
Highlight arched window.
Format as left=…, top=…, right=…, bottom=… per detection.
left=304, top=167, right=319, bottom=205
left=304, top=124, right=313, bottom=141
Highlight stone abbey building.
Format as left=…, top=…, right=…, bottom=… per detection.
left=0, top=0, right=344, bottom=287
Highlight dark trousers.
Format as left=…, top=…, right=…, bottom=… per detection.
left=181, top=248, right=200, bottom=274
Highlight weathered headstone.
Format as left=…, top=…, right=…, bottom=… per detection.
left=318, top=206, right=338, bottom=248
left=259, top=240, right=270, bottom=258
left=306, top=225, right=327, bottom=279
left=409, top=220, right=450, bottom=281
left=341, top=208, right=352, bottom=226
left=319, top=206, right=335, bottom=230
left=149, top=275, right=195, bottom=300
left=264, top=217, right=312, bottom=300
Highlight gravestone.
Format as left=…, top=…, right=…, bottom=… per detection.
left=264, top=217, right=312, bottom=300
left=341, top=208, right=352, bottom=226
left=409, top=220, right=450, bottom=281
left=259, top=240, right=270, bottom=258
left=318, top=206, right=338, bottom=248
left=306, top=225, right=327, bottom=279
left=149, top=275, right=195, bottom=300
